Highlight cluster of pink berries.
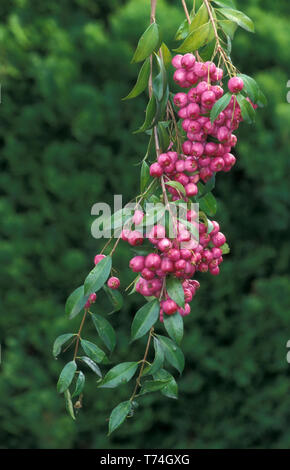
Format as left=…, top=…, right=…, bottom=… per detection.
left=124, top=210, right=226, bottom=320
left=149, top=150, right=199, bottom=199
left=171, top=53, right=252, bottom=183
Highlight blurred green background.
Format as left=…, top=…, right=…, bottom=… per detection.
left=0, top=0, right=290, bottom=449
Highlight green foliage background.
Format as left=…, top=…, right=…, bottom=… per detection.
left=0, top=0, right=290, bottom=449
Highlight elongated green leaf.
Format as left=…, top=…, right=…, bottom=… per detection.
left=144, top=336, right=164, bottom=376
left=197, top=185, right=217, bottom=216
left=153, top=53, right=167, bottom=103
left=175, top=18, right=189, bottom=41
left=64, top=389, right=75, bottom=420
left=174, top=22, right=214, bottom=54
left=110, top=207, right=133, bottom=230
left=98, top=362, right=138, bottom=389
left=157, top=121, right=170, bottom=153
left=236, top=94, right=256, bottom=123
left=199, top=39, right=216, bottom=62
left=140, top=379, right=171, bottom=395
left=53, top=333, right=75, bottom=357
left=166, top=276, right=185, bottom=308
left=57, top=360, right=77, bottom=393
left=79, top=356, right=102, bottom=377
left=72, top=371, right=85, bottom=398
left=80, top=339, right=106, bottom=363
left=160, top=42, right=172, bottom=68
left=84, top=255, right=112, bottom=296
left=213, top=0, right=236, bottom=7
left=198, top=174, right=216, bottom=197
left=219, top=8, right=255, bottom=33
left=157, top=335, right=185, bottom=374
left=164, top=313, right=184, bottom=345
left=92, top=313, right=116, bottom=353
left=134, top=94, right=156, bottom=134
left=218, top=19, right=237, bottom=39
left=103, top=285, right=123, bottom=314
left=65, top=286, right=89, bottom=319
left=140, top=160, right=150, bottom=194
left=132, top=22, right=159, bottom=63
left=131, top=300, right=159, bottom=341
left=108, top=401, right=132, bottom=435
left=256, top=88, right=267, bottom=107
left=165, top=180, right=186, bottom=196
left=153, top=369, right=178, bottom=399
left=236, top=73, right=259, bottom=103
left=210, top=92, right=232, bottom=123
left=123, top=58, right=150, bottom=100
left=189, top=3, right=208, bottom=32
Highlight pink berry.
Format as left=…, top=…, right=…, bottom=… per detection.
left=181, top=53, right=196, bottom=69
left=172, top=54, right=183, bottom=69
left=150, top=162, right=163, bottom=178
left=94, top=254, right=106, bottom=265
left=133, top=210, right=144, bottom=226
left=129, top=255, right=145, bottom=272
left=185, top=183, right=198, bottom=197
left=128, top=230, right=143, bottom=246
left=145, top=253, right=161, bottom=271
left=107, top=276, right=120, bottom=289
left=173, top=92, right=188, bottom=108
left=228, top=76, right=244, bottom=94
left=158, top=238, right=172, bottom=252
left=163, top=299, right=178, bottom=315
left=211, top=232, right=226, bottom=247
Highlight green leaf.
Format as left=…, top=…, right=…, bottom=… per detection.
left=103, top=285, right=123, bottom=314
left=236, top=73, right=259, bottom=103
left=72, top=371, right=85, bottom=398
left=131, top=299, right=160, bottom=342
left=64, top=389, right=75, bottom=420
left=165, top=180, right=186, bottom=196
left=139, top=379, right=171, bottom=395
left=210, top=92, right=232, bottom=123
left=144, top=336, right=164, bottom=376
left=189, top=3, right=208, bottom=32
left=152, top=53, right=167, bottom=103
left=236, top=94, right=256, bottom=123
left=174, top=22, right=214, bottom=54
left=175, top=18, right=189, bottom=41
left=218, top=19, right=237, bottom=39
left=220, top=242, right=230, bottom=254
left=92, top=313, right=116, bottom=353
left=80, top=339, right=106, bottom=363
left=160, top=42, right=172, bottom=68
left=53, top=333, right=75, bottom=357
left=79, top=356, right=102, bottom=377
left=57, top=360, right=77, bottom=393
left=84, top=255, right=112, bottom=296
left=164, top=313, right=184, bottom=345
left=134, top=94, right=156, bottom=134
left=199, top=39, right=216, bottom=62
left=98, top=362, right=139, bottom=389
left=65, top=286, right=89, bottom=320
left=140, top=160, right=150, bottom=194
left=157, top=335, right=185, bottom=374
left=132, top=23, right=159, bottom=63
left=198, top=174, right=216, bottom=197
left=153, top=369, right=178, bottom=399
left=123, top=58, right=150, bottom=100
left=197, top=185, right=217, bottom=217
left=219, top=8, right=255, bottom=33
left=110, top=207, right=133, bottom=230
left=108, top=401, right=132, bottom=435
left=213, top=0, right=236, bottom=8
left=166, top=276, right=185, bottom=308
left=256, top=88, right=267, bottom=108
left=157, top=121, right=170, bottom=153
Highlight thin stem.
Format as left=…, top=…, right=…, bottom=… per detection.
left=130, top=327, right=154, bottom=401
left=181, top=0, right=191, bottom=24
left=73, top=308, right=88, bottom=360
